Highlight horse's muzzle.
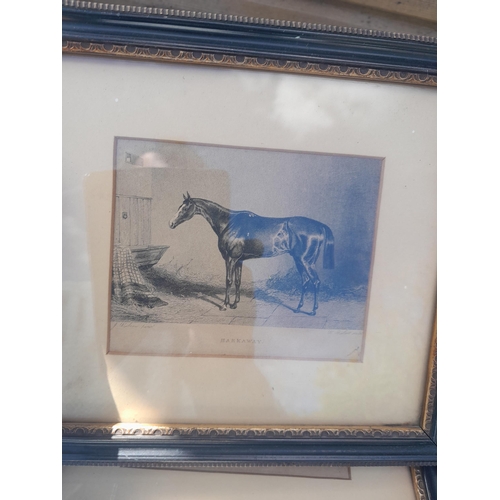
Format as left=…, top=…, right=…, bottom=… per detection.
left=169, top=220, right=177, bottom=229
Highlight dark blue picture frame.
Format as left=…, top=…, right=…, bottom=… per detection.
left=62, top=2, right=436, bottom=497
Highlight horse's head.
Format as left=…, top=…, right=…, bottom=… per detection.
left=169, top=192, right=196, bottom=229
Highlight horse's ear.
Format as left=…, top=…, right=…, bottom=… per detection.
left=186, top=191, right=191, bottom=200
left=183, top=193, right=187, bottom=200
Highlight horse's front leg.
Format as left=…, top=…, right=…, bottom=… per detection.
left=230, top=262, right=243, bottom=309
left=221, top=258, right=236, bottom=311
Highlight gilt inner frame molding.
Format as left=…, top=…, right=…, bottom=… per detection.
left=62, top=41, right=436, bottom=87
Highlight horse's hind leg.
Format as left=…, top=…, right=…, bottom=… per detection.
left=295, top=265, right=319, bottom=316
left=302, top=237, right=323, bottom=314
left=312, top=272, right=320, bottom=312
left=230, top=262, right=243, bottom=309
left=297, top=249, right=321, bottom=316
left=293, top=257, right=310, bottom=313
left=305, top=263, right=321, bottom=315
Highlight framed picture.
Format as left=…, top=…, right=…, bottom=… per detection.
left=109, top=137, right=383, bottom=361
left=62, top=0, right=436, bottom=480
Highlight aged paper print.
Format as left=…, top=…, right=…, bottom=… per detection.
left=109, top=138, right=383, bottom=361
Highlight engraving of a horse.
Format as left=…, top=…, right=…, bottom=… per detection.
left=169, top=193, right=334, bottom=315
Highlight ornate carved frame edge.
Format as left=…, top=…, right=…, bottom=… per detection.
left=62, top=42, right=436, bottom=87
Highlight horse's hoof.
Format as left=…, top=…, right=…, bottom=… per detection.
left=293, top=308, right=301, bottom=314
left=230, top=303, right=238, bottom=309
left=220, top=305, right=227, bottom=311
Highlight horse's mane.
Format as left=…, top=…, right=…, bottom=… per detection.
left=194, top=198, right=257, bottom=217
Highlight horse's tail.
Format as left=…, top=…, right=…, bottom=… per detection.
left=322, top=225, right=335, bottom=269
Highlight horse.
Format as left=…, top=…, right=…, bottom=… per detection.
left=169, top=193, right=334, bottom=315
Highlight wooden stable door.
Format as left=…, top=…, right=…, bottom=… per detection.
left=114, top=195, right=152, bottom=248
